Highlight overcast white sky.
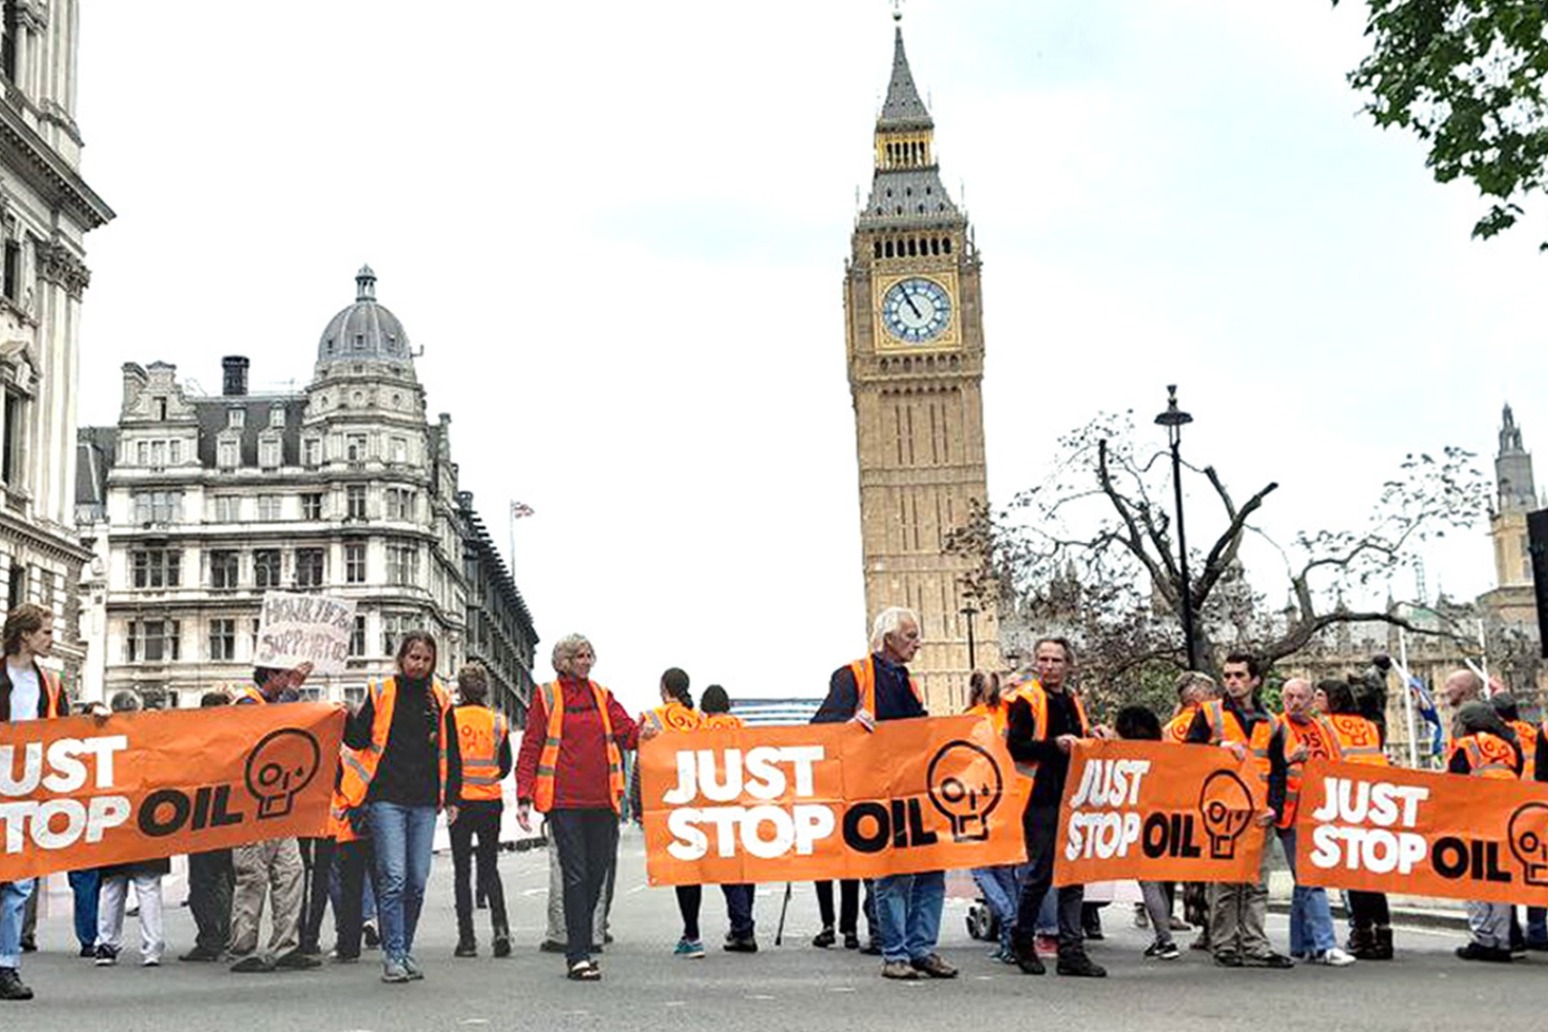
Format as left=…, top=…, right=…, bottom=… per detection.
left=74, top=2, right=1544, bottom=716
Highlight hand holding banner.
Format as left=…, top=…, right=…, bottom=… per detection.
left=1295, top=758, right=1548, bottom=906
left=0, top=702, right=344, bottom=881
left=1054, top=740, right=1268, bottom=886
left=639, top=715, right=1028, bottom=885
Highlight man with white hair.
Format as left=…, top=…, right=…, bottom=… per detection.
left=813, top=607, right=951, bottom=981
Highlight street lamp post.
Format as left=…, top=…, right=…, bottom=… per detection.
left=960, top=601, right=979, bottom=672
left=1154, top=385, right=1198, bottom=671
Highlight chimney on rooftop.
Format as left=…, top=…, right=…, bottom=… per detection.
left=222, top=356, right=250, bottom=397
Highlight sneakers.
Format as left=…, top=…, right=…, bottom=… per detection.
left=79, top=945, right=98, bottom=959
left=1308, top=948, right=1356, bottom=967
left=0, top=967, right=33, bottom=1001
left=454, top=940, right=478, bottom=959
left=402, top=955, right=424, bottom=981
left=843, top=932, right=861, bottom=950
left=18, top=939, right=35, bottom=954
left=538, top=939, right=567, bottom=954
left=880, top=959, right=920, bottom=980
left=141, top=955, right=162, bottom=968
left=1144, top=941, right=1181, bottom=960
left=362, top=921, right=380, bottom=949
left=381, top=957, right=411, bottom=984
left=1456, top=942, right=1513, bottom=963
left=330, top=950, right=360, bottom=964
left=812, top=926, right=836, bottom=949
left=673, top=938, right=706, bottom=959
left=723, top=934, right=759, bottom=954
left=1241, top=951, right=1295, bottom=969
left=1056, top=952, right=1107, bottom=978
left=492, top=936, right=512, bottom=959
left=178, top=946, right=223, bottom=963
left=94, top=944, right=120, bottom=967
left=1012, top=941, right=1045, bottom=975
left=909, top=953, right=958, bottom=979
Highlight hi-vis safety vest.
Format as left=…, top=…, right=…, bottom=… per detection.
left=1449, top=732, right=1519, bottom=780
left=642, top=700, right=703, bottom=734
left=702, top=712, right=744, bottom=730
left=1010, top=682, right=1090, bottom=786
left=330, top=746, right=369, bottom=843
left=1274, top=714, right=1343, bottom=828
left=1329, top=713, right=1388, bottom=766
left=454, top=705, right=510, bottom=803
left=532, top=680, right=626, bottom=814
left=232, top=684, right=267, bottom=706
left=967, top=699, right=1009, bottom=737
left=850, top=655, right=922, bottom=729
left=337, top=676, right=452, bottom=815
left=1201, top=699, right=1274, bottom=774
left=1508, top=720, right=1539, bottom=780
left=1164, top=705, right=1198, bottom=745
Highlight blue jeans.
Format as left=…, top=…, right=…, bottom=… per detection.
left=0, top=878, right=33, bottom=969
left=1278, top=827, right=1335, bottom=955
left=1528, top=907, right=1547, bottom=947
left=369, top=802, right=437, bottom=961
left=873, top=870, right=945, bottom=963
left=69, top=870, right=101, bottom=950
left=971, top=865, right=1020, bottom=948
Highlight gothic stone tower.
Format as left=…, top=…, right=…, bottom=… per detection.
left=1492, top=404, right=1538, bottom=589
left=843, top=18, right=997, bottom=713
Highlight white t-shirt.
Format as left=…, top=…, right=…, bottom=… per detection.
left=6, top=659, right=41, bottom=721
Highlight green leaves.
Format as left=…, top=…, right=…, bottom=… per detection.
left=1335, top=0, right=1548, bottom=244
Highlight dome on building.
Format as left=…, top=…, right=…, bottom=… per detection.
left=316, top=265, right=413, bottom=370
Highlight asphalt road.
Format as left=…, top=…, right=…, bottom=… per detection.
left=8, top=827, right=1535, bottom=1031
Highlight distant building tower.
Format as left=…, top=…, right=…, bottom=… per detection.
left=842, top=14, right=997, bottom=713
left=1492, top=404, right=1538, bottom=588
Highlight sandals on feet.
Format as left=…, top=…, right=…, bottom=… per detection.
left=567, top=959, right=601, bottom=981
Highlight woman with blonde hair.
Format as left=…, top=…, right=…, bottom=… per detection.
left=515, top=634, right=641, bottom=981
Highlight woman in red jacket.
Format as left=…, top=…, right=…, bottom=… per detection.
left=516, top=634, right=642, bottom=981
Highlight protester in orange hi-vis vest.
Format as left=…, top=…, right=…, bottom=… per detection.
left=1165, top=670, right=1219, bottom=945
left=1321, top=679, right=1395, bottom=961
left=637, top=668, right=712, bottom=960
left=449, top=663, right=512, bottom=960
left=964, top=671, right=1020, bottom=964
left=811, top=606, right=949, bottom=982
left=1486, top=690, right=1547, bottom=954
left=1446, top=677, right=1524, bottom=964
left=697, top=684, right=758, bottom=954
left=1267, top=679, right=1353, bottom=967
left=342, top=631, right=458, bottom=985
left=1004, top=637, right=1110, bottom=979
left=1184, top=652, right=1287, bottom=970
left=514, top=634, right=643, bottom=982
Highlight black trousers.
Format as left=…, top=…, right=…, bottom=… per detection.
left=299, top=837, right=336, bottom=952
left=451, top=806, right=508, bottom=941
left=187, top=849, right=235, bottom=954
left=333, top=839, right=375, bottom=959
left=676, top=884, right=755, bottom=942
left=1347, top=890, right=1390, bottom=930
left=548, top=808, right=619, bottom=964
left=1013, top=803, right=1084, bottom=953
left=816, top=879, right=859, bottom=933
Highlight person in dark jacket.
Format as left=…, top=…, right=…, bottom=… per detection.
left=180, top=691, right=237, bottom=962
left=813, top=606, right=953, bottom=982
left=448, top=663, right=513, bottom=959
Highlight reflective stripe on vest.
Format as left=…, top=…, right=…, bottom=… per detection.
left=1012, top=682, right=1089, bottom=785
left=335, top=676, right=452, bottom=814
left=233, top=684, right=267, bottom=706
left=1450, top=733, right=1518, bottom=780
left=1275, top=714, right=1343, bottom=828
left=454, top=705, right=509, bottom=802
left=644, top=701, right=703, bottom=734
left=851, top=656, right=923, bottom=727
left=1329, top=714, right=1388, bottom=766
left=531, top=680, right=626, bottom=814
left=1203, top=700, right=1273, bottom=777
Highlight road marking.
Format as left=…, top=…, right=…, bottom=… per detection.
left=829, top=986, right=856, bottom=993
left=744, top=994, right=777, bottom=1001
left=521, top=888, right=547, bottom=897
left=664, top=1001, right=687, bottom=1007
left=626, top=884, right=647, bottom=895
left=460, top=1021, right=490, bottom=1026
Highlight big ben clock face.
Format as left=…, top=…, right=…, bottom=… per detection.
left=881, top=277, right=952, bottom=344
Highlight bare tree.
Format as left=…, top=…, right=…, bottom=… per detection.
left=949, top=412, right=1488, bottom=698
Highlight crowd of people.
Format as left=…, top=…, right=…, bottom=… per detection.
left=2, top=599, right=1546, bottom=1001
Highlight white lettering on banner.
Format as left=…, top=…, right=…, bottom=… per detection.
left=0, top=795, right=132, bottom=853
left=1067, top=758, right=1151, bottom=809
left=1061, top=758, right=1152, bottom=862
left=666, top=804, right=837, bottom=861
left=0, top=736, right=128, bottom=797
left=661, top=746, right=834, bottom=861
left=1305, top=776, right=1433, bottom=875
left=662, top=747, right=825, bottom=806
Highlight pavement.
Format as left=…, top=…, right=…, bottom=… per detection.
left=7, top=827, right=1542, bottom=1032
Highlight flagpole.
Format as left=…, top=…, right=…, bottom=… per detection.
left=509, top=505, right=518, bottom=576
left=1398, top=628, right=1418, bottom=768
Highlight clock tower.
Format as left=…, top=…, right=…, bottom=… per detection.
left=844, top=16, right=998, bottom=713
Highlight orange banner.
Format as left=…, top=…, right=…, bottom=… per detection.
left=0, top=703, right=344, bottom=880
left=1294, top=759, right=1548, bottom=906
left=639, top=715, right=1029, bottom=885
left=1054, top=740, right=1268, bottom=885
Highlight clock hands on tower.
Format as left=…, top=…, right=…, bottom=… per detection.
left=901, top=289, right=922, bottom=319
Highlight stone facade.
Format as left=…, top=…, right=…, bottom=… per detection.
left=843, top=21, right=998, bottom=714
left=75, top=268, right=536, bottom=718
left=0, top=0, right=113, bottom=691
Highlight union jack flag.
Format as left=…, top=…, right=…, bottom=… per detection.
left=510, top=501, right=535, bottom=519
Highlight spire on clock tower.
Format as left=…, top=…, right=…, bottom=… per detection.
left=862, top=19, right=960, bottom=228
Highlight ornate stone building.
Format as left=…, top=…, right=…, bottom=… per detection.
left=844, top=16, right=998, bottom=712
left=0, top=0, right=113, bottom=688
left=75, top=267, right=536, bottom=718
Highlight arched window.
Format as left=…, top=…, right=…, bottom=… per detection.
left=907, top=239, right=917, bottom=256
left=943, top=238, right=952, bottom=254
left=874, top=241, right=883, bottom=259
left=884, top=240, right=894, bottom=258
